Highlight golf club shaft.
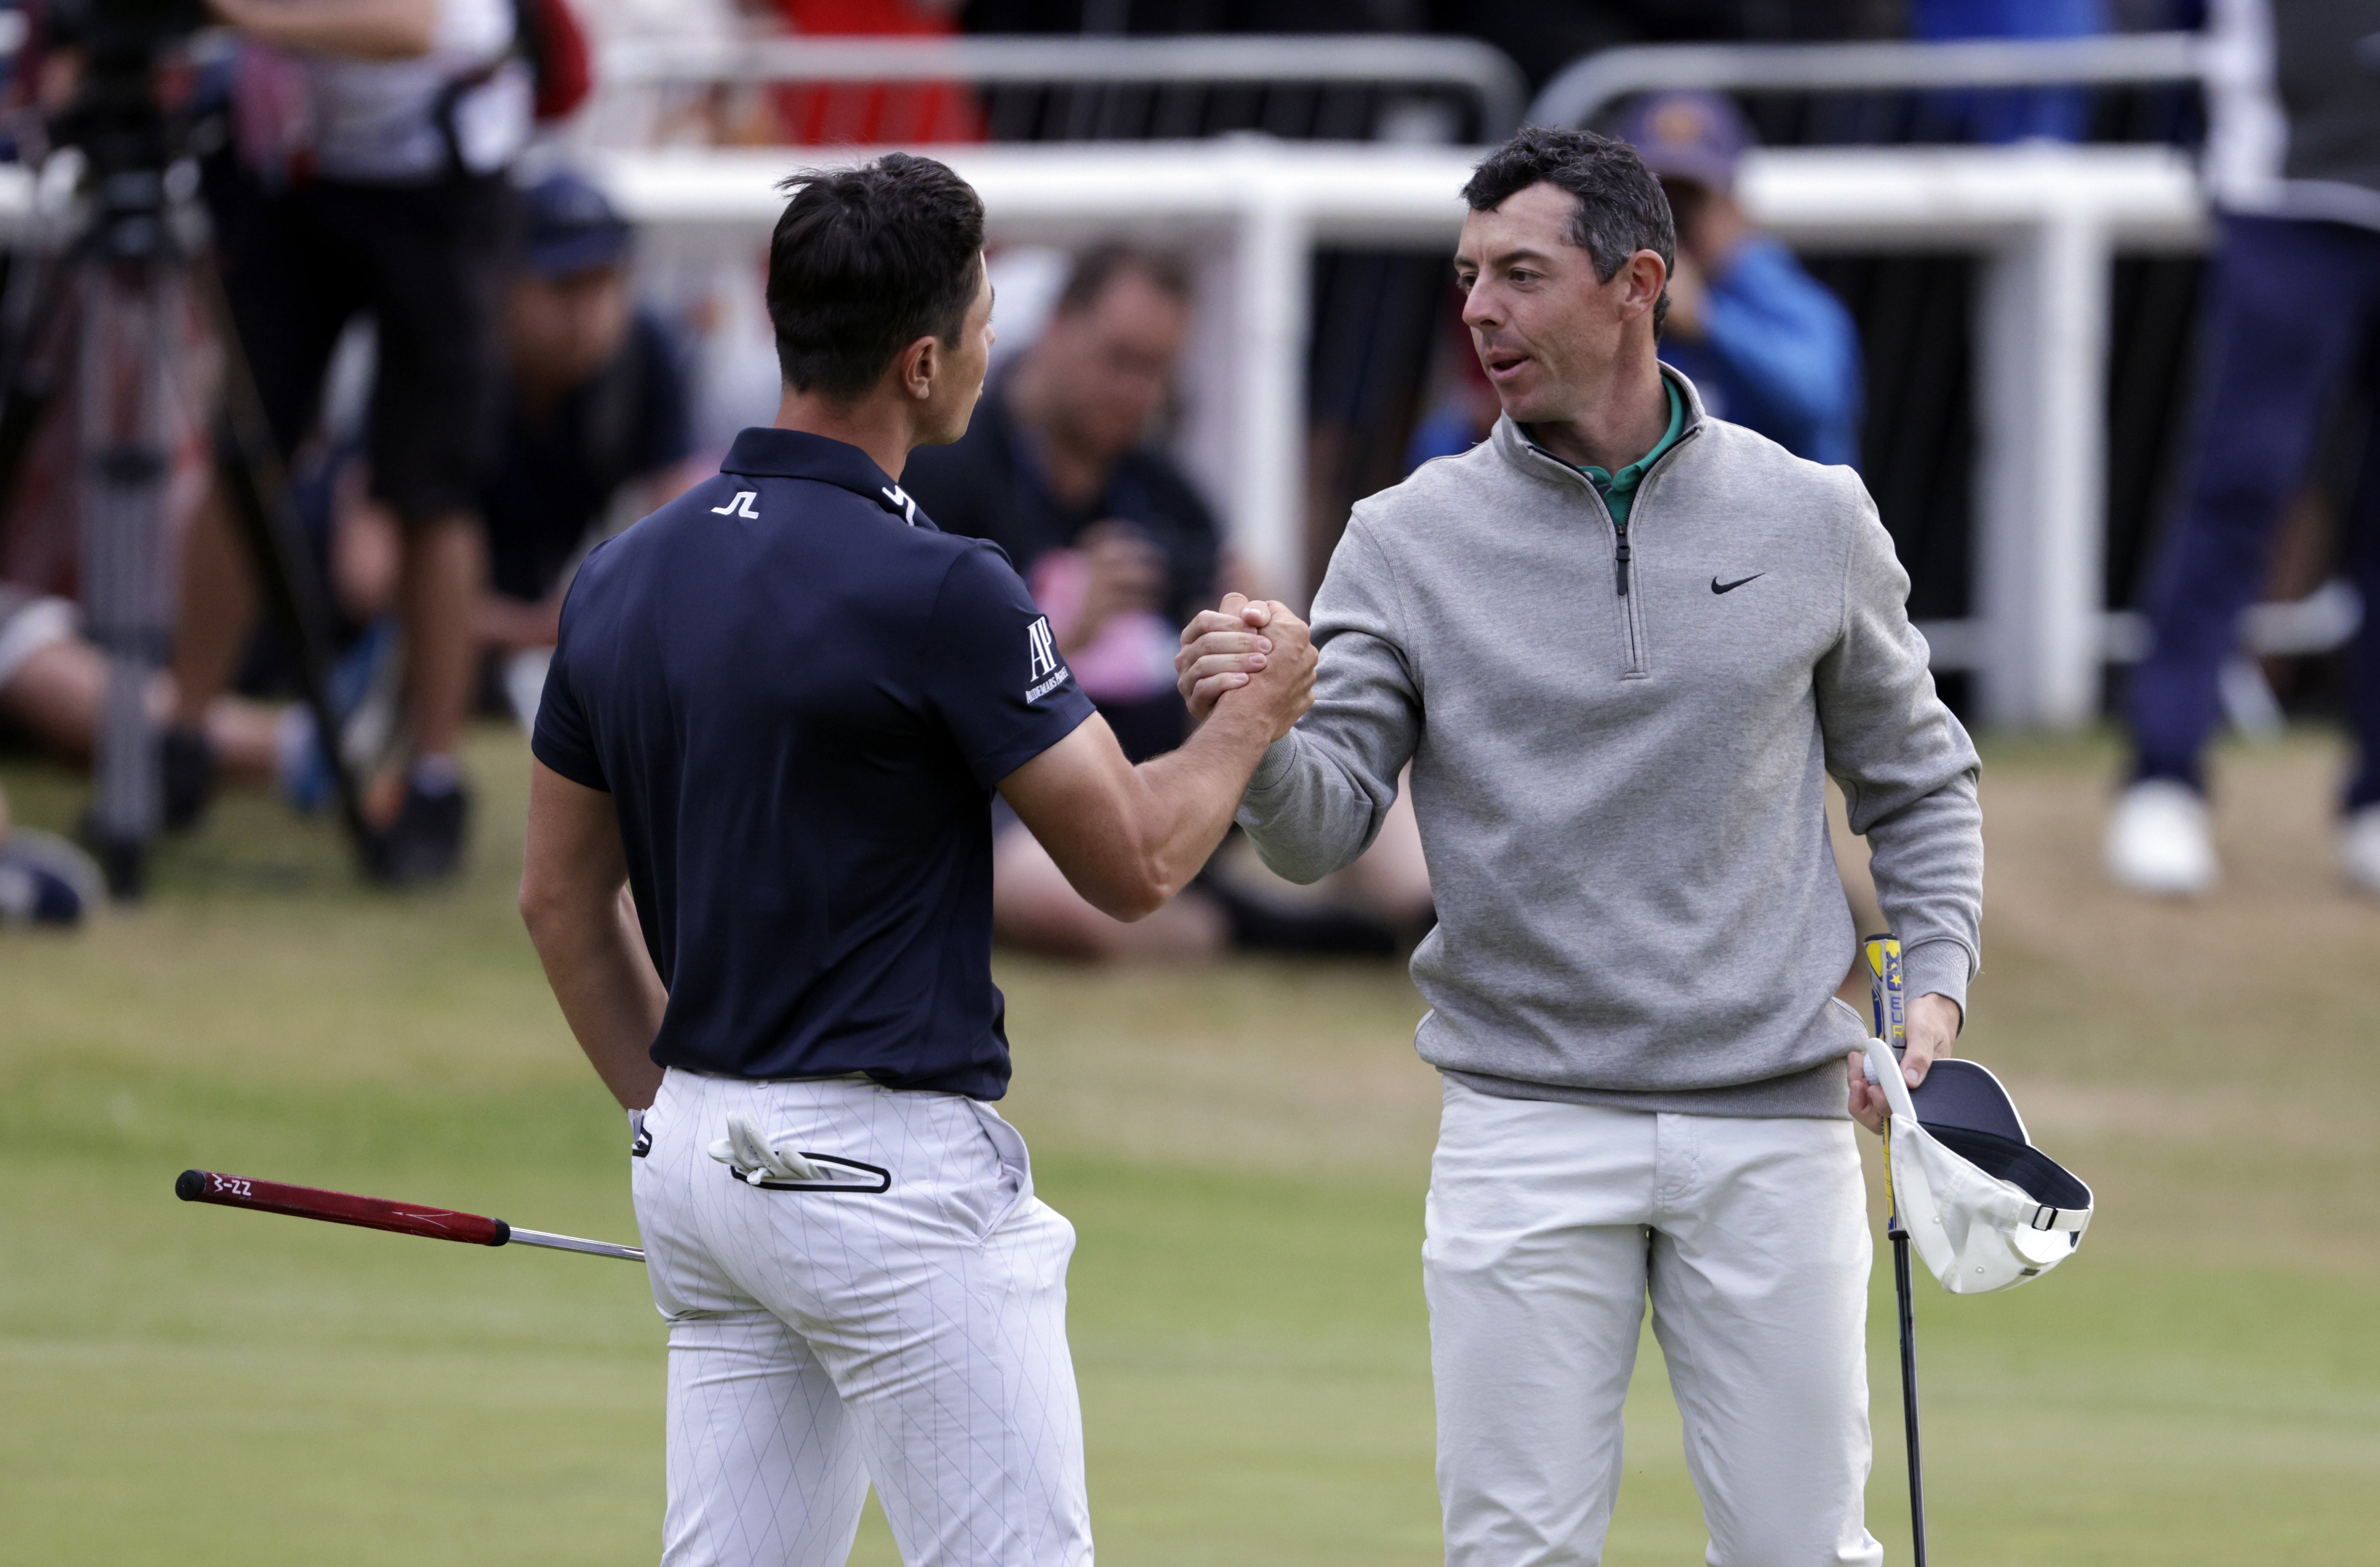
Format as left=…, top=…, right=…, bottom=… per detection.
left=505, top=1226, right=647, bottom=1263
left=1893, top=1228, right=1929, bottom=1567
left=1870, top=932, right=1926, bottom=1561
left=175, top=1169, right=643, bottom=1262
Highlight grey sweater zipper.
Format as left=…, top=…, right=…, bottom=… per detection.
left=1521, top=422, right=1701, bottom=677
left=1604, top=426, right=1700, bottom=675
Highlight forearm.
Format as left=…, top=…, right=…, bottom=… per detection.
left=524, top=885, right=667, bottom=1110
left=1229, top=520, right=1417, bottom=881
left=1235, top=630, right=1418, bottom=883
left=210, top=0, right=439, bottom=60
left=1237, top=729, right=1397, bottom=884
left=1821, top=480, right=1982, bottom=1015
left=1865, top=783, right=1983, bottom=1015
left=1116, top=696, right=1279, bottom=906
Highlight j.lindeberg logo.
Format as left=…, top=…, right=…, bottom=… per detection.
left=709, top=490, right=761, bottom=519
left=1711, top=573, right=1765, bottom=595
left=1025, top=616, right=1067, bottom=701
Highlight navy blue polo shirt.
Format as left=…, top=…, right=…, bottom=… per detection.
left=531, top=427, right=1097, bottom=1099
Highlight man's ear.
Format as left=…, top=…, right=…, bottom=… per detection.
left=1618, top=250, right=1668, bottom=320
left=896, top=333, right=940, bottom=402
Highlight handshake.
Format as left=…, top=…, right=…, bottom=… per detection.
left=1172, top=593, right=1317, bottom=741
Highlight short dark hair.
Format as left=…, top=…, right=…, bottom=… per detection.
left=1054, top=244, right=1193, bottom=318
left=1461, top=127, right=1675, bottom=334
left=768, top=153, right=986, bottom=401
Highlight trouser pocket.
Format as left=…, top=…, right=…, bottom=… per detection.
left=965, top=1100, right=1033, bottom=1242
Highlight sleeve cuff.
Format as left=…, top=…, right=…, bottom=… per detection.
left=529, top=732, right=609, bottom=793
left=1244, top=732, right=1302, bottom=798
left=1899, top=938, right=1973, bottom=1023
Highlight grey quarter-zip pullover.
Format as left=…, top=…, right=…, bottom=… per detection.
left=1238, top=367, right=1982, bottom=1118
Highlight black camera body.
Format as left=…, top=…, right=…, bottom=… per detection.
left=37, top=0, right=220, bottom=255
left=44, top=0, right=214, bottom=60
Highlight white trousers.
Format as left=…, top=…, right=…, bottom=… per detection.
left=1425, top=1079, right=1883, bottom=1567
left=632, top=1069, right=1092, bottom=1567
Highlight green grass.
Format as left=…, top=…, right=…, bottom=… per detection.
left=3, top=727, right=2376, bottom=1563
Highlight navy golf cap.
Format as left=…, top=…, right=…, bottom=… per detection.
left=1909, top=1060, right=2094, bottom=1220
left=522, top=170, right=633, bottom=278
left=1907, top=1059, right=2029, bottom=1141
left=1612, top=90, right=1754, bottom=190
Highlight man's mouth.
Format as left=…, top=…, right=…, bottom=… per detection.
left=1483, top=350, right=1530, bottom=382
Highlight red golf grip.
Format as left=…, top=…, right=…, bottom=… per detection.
left=176, top=1168, right=509, bottom=1247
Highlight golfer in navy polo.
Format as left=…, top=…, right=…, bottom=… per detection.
left=518, top=154, right=1314, bottom=1567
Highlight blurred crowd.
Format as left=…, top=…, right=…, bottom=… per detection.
left=5, top=0, right=2376, bottom=933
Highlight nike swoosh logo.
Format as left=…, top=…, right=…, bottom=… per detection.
left=1711, top=574, right=1764, bottom=595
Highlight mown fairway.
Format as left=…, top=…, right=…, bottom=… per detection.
left=3, top=727, right=2374, bottom=1564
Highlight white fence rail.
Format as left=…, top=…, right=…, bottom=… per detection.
left=599, top=136, right=2208, bottom=728
left=0, top=131, right=2233, bottom=728
left=1528, top=32, right=2205, bottom=130
left=581, top=33, right=1526, bottom=146
left=602, top=34, right=1525, bottom=122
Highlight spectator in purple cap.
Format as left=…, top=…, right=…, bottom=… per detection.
left=1616, top=90, right=1865, bottom=469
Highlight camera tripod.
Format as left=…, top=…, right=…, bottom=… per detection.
left=0, top=33, right=371, bottom=896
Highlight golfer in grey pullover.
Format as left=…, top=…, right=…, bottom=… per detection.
left=1182, top=131, right=1979, bottom=1565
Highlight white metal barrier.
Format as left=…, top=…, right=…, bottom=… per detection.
left=1747, top=144, right=2203, bottom=727
left=1527, top=32, right=2204, bottom=131
left=572, top=33, right=1526, bottom=152
left=596, top=34, right=1527, bottom=138
left=600, top=138, right=1480, bottom=616
left=0, top=132, right=2219, bottom=727
left=599, top=136, right=2207, bottom=728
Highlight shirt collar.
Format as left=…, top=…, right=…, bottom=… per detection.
left=720, top=427, right=936, bottom=527
left=1529, top=375, right=1687, bottom=493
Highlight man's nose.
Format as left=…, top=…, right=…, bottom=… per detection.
left=1459, top=282, right=1498, bottom=330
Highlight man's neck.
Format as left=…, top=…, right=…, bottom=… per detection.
left=1525, top=346, right=1669, bottom=473
left=773, top=386, right=916, bottom=480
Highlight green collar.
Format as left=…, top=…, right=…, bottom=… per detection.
left=1527, top=377, right=1686, bottom=524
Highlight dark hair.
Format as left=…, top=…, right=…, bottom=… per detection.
left=1461, top=127, right=1675, bottom=334
left=768, top=153, right=986, bottom=401
left=1054, top=244, right=1193, bottom=317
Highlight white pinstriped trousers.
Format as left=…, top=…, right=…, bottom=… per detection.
left=632, top=1069, right=1091, bottom=1567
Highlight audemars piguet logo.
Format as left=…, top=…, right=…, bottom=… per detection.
left=1025, top=616, right=1067, bottom=701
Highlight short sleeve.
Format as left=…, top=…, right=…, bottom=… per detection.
left=531, top=584, right=608, bottom=791
left=923, top=541, right=1097, bottom=787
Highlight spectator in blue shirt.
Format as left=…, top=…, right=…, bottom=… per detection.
left=1617, top=91, right=1865, bottom=470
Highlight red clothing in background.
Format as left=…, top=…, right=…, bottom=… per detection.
left=770, top=0, right=981, bottom=145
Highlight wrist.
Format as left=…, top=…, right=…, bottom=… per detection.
left=1898, top=939, right=1971, bottom=1024
left=1195, top=690, right=1280, bottom=757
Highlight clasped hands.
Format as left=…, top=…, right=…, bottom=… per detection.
left=1174, top=594, right=1317, bottom=741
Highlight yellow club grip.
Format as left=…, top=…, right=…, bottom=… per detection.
left=1863, top=934, right=1904, bottom=1051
